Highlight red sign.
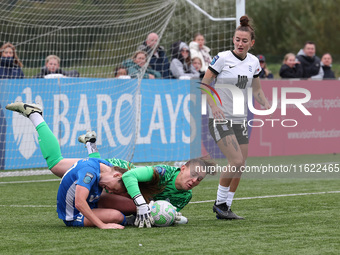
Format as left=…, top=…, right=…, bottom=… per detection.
left=248, top=80, right=340, bottom=156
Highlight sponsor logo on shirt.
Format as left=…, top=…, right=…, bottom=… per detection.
left=154, top=166, right=166, bottom=176
left=83, top=172, right=94, bottom=184
left=235, top=75, right=248, bottom=89
left=210, top=55, right=219, bottom=65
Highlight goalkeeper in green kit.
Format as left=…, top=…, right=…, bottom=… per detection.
left=78, top=131, right=216, bottom=228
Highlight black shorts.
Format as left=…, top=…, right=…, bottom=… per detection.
left=208, top=119, right=249, bottom=145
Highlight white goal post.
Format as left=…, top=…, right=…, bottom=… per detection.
left=0, top=0, right=243, bottom=171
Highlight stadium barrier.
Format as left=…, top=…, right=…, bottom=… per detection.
left=0, top=78, right=201, bottom=170
left=1, top=79, right=339, bottom=170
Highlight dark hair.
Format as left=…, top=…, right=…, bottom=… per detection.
left=185, top=156, right=217, bottom=175
left=182, top=49, right=192, bottom=67
left=111, top=166, right=128, bottom=174
left=170, top=41, right=192, bottom=67
left=235, top=15, right=255, bottom=40
left=111, top=166, right=129, bottom=193
left=304, top=41, right=316, bottom=47
left=139, top=169, right=164, bottom=203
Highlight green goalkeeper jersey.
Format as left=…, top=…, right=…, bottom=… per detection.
left=153, top=165, right=192, bottom=211
left=88, top=153, right=191, bottom=211
left=122, top=164, right=192, bottom=211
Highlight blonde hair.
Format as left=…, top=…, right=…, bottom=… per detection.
left=45, top=55, right=60, bottom=65
left=283, top=53, right=295, bottom=64
left=185, top=156, right=217, bottom=175
left=0, top=42, right=23, bottom=67
left=132, top=50, right=147, bottom=60
left=192, top=57, right=202, bottom=65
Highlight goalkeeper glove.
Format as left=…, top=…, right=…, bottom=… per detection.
left=174, top=211, right=188, bottom=224
left=133, top=194, right=154, bottom=228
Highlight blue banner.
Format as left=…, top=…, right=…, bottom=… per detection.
left=0, top=78, right=201, bottom=170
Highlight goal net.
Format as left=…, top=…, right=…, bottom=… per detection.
left=0, top=0, right=237, bottom=171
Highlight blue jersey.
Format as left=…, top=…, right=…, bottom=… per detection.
left=56, top=158, right=112, bottom=221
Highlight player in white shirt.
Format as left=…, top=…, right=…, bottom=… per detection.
left=201, top=15, right=271, bottom=220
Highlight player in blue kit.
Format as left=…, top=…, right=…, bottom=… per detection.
left=6, top=102, right=161, bottom=229
left=56, top=157, right=126, bottom=228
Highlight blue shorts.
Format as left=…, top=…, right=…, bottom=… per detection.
left=63, top=213, right=85, bottom=227
left=62, top=212, right=127, bottom=227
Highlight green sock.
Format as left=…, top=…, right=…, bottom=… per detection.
left=36, top=122, right=63, bottom=169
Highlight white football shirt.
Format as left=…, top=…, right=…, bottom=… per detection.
left=207, top=50, right=261, bottom=123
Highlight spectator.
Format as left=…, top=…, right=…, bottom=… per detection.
left=170, top=41, right=199, bottom=79
left=257, top=54, right=273, bottom=79
left=114, top=66, right=130, bottom=79
left=296, top=41, right=323, bottom=79
left=189, top=33, right=212, bottom=72
left=0, top=42, right=24, bottom=79
left=279, top=53, right=303, bottom=78
left=137, top=32, right=171, bottom=79
left=122, top=50, right=161, bottom=79
left=321, top=53, right=335, bottom=79
left=35, top=55, right=79, bottom=78
left=192, top=57, right=205, bottom=79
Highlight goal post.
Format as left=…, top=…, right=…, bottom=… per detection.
left=0, top=0, right=242, bottom=171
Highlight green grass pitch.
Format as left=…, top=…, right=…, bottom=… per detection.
left=0, top=154, right=339, bottom=255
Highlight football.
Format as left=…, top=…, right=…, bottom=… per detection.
left=150, top=200, right=177, bottom=227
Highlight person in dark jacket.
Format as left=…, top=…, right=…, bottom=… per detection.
left=321, top=53, right=336, bottom=79
left=137, top=33, right=171, bottom=79
left=296, top=41, right=323, bottom=79
left=0, top=42, right=24, bottom=79
left=279, top=53, right=303, bottom=79
left=257, top=55, right=273, bottom=79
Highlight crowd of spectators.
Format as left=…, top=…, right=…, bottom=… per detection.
left=120, top=37, right=337, bottom=80
left=0, top=38, right=337, bottom=80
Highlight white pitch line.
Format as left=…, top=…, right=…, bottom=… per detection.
left=1, top=191, right=339, bottom=209
left=0, top=179, right=60, bottom=184
left=0, top=204, right=55, bottom=208
left=0, top=169, right=52, bottom=177
left=189, top=190, right=340, bottom=204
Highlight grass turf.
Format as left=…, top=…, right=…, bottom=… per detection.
left=0, top=154, right=339, bottom=255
